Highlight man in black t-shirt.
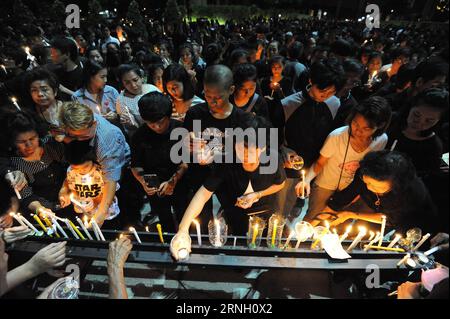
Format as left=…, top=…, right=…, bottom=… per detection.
left=131, top=92, right=188, bottom=232
left=170, top=116, right=286, bottom=260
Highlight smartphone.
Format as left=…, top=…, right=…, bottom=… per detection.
left=143, top=174, right=160, bottom=188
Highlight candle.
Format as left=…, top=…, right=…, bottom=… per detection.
left=156, top=223, right=164, bottom=244
left=324, top=220, right=330, bottom=230
left=390, top=140, right=398, bottom=151
left=397, top=253, right=410, bottom=267
left=284, top=230, right=295, bottom=248
left=16, top=214, right=40, bottom=234
left=90, top=220, right=101, bottom=241
left=412, top=233, right=431, bottom=252
left=367, top=231, right=375, bottom=241
left=332, top=228, right=338, bottom=235
left=9, top=212, right=27, bottom=227
left=347, top=227, right=367, bottom=252
left=193, top=219, right=202, bottom=246
left=91, top=219, right=105, bottom=241
left=52, top=217, right=69, bottom=238
left=145, top=226, right=149, bottom=232
left=387, top=234, right=402, bottom=248
left=251, top=223, right=259, bottom=246
left=340, top=225, right=352, bottom=242
left=64, top=219, right=79, bottom=239
left=233, top=236, right=237, bottom=247
left=214, top=219, right=221, bottom=246
left=129, top=227, right=142, bottom=244
left=364, top=231, right=380, bottom=251
left=68, top=219, right=85, bottom=240
left=69, top=193, right=84, bottom=207
left=0, top=64, right=6, bottom=74
left=378, top=215, right=386, bottom=246
left=300, top=170, right=306, bottom=198
left=32, top=214, right=52, bottom=237
left=10, top=97, right=21, bottom=111
left=364, top=245, right=405, bottom=252
left=76, top=217, right=93, bottom=240
left=271, top=218, right=278, bottom=247
left=311, top=227, right=329, bottom=249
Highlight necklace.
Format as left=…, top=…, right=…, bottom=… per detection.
left=374, top=192, right=381, bottom=207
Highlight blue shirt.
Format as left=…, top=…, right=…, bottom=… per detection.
left=90, top=114, right=130, bottom=182
left=72, top=85, right=119, bottom=115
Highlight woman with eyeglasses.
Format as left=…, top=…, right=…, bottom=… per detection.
left=310, top=150, right=436, bottom=233
left=0, top=110, right=67, bottom=215
left=297, top=96, right=392, bottom=222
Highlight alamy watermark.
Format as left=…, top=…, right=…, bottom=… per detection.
left=365, top=4, right=381, bottom=30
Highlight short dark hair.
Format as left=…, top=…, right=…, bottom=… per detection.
left=51, top=37, right=79, bottom=61
left=229, top=49, right=249, bottom=68
left=1, top=110, right=45, bottom=151
left=360, top=150, right=417, bottom=196
left=413, top=58, right=449, bottom=84
left=268, top=55, right=285, bottom=67
left=65, top=141, right=96, bottom=165
left=233, top=63, right=257, bottom=87
left=162, top=64, right=195, bottom=100
left=117, top=64, right=143, bottom=82
left=179, top=42, right=199, bottom=65
left=24, top=67, right=59, bottom=96
left=287, top=41, right=304, bottom=60
left=342, top=58, right=364, bottom=76
left=237, top=113, right=273, bottom=149
left=330, top=39, right=353, bottom=58
left=138, top=92, right=172, bottom=122
left=347, top=96, right=392, bottom=138
left=413, top=87, right=449, bottom=119
left=204, top=64, right=234, bottom=91
left=81, top=60, right=106, bottom=89
left=310, top=58, right=345, bottom=91
left=391, top=47, right=411, bottom=61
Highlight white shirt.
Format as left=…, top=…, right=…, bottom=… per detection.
left=315, top=126, right=388, bottom=191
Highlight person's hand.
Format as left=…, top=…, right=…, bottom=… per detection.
left=430, top=233, right=449, bottom=251
left=104, top=111, right=118, bottom=121
left=235, top=192, right=260, bottom=209
left=197, top=146, right=215, bottom=165
left=5, top=170, right=27, bottom=191
left=158, top=181, right=175, bottom=197
left=107, top=237, right=132, bottom=272
left=0, top=238, right=9, bottom=297
left=58, top=192, right=71, bottom=208
left=0, top=214, right=13, bottom=230
left=1, top=226, right=32, bottom=243
left=170, top=231, right=192, bottom=261
left=187, top=69, right=196, bottom=80
left=28, top=242, right=67, bottom=275
left=140, top=180, right=158, bottom=196
left=93, top=210, right=107, bottom=228
left=36, top=276, right=72, bottom=299
left=397, top=281, right=422, bottom=299
left=281, top=146, right=298, bottom=169
left=295, top=180, right=311, bottom=198
left=329, top=212, right=357, bottom=227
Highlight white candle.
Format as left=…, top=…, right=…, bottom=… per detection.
left=52, top=217, right=69, bottom=238
left=347, top=227, right=367, bottom=252
left=90, top=220, right=101, bottom=241
left=129, top=227, right=142, bottom=244
left=214, top=219, right=221, bottom=246
left=64, top=219, right=79, bottom=239
left=9, top=212, right=27, bottom=227
left=367, top=231, right=375, bottom=242
left=378, top=215, right=386, bottom=246
left=233, top=236, right=237, bottom=247
left=340, top=225, right=352, bottom=242
left=76, top=217, right=93, bottom=240
left=16, top=214, right=40, bottom=234
left=412, top=233, right=431, bottom=252
left=284, top=230, right=295, bottom=248
left=193, top=220, right=202, bottom=246
left=387, top=234, right=402, bottom=248
left=397, top=253, right=410, bottom=267
left=0, top=64, right=6, bottom=74
left=364, top=232, right=380, bottom=251
left=10, top=97, right=21, bottom=111
left=300, top=170, right=306, bottom=198
left=390, top=140, right=398, bottom=151
left=91, top=219, right=105, bottom=241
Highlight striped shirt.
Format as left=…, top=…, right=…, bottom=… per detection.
left=72, top=85, right=119, bottom=115
left=90, top=114, right=130, bottom=182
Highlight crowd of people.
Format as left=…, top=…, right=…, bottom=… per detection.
left=0, top=13, right=449, bottom=299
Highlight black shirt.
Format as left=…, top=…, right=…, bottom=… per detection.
left=386, top=125, right=443, bottom=174
left=327, top=170, right=437, bottom=233
left=283, top=90, right=339, bottom=173
left=131, top=120, right=182, bottom=181
left=203, top=155, right=286, bottom=214
left=50, top=64, right=83, bottom=101
left=229, top=93, right=270, bottom=120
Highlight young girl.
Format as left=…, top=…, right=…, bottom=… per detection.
left=260, top=55, right=293, bottom=100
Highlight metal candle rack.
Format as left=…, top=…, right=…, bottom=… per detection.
left=8, top=228, right=422, bottom=271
